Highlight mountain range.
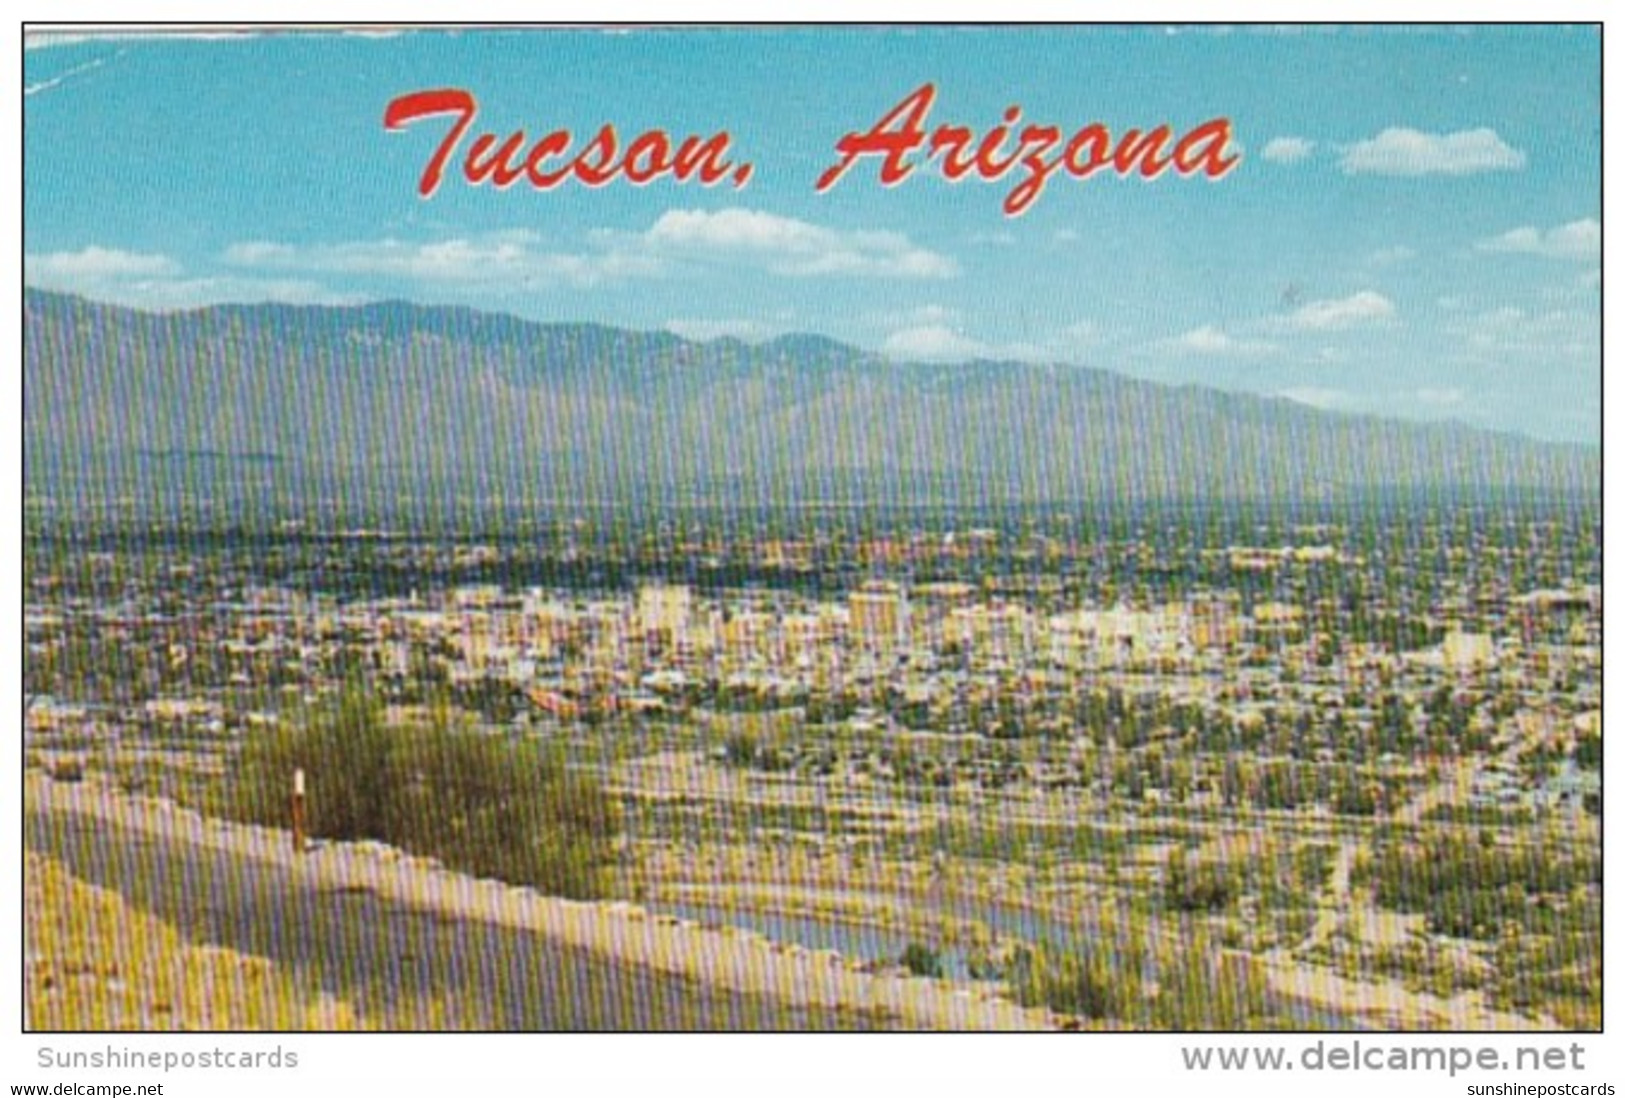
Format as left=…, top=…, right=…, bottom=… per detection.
left=23, top=289, right=1599, bottom=510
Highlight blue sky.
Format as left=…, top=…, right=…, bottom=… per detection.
left=24, top=25, right=1600, bottom=443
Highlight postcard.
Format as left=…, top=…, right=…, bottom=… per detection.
left=17, top=19, right=1604, bottom=1092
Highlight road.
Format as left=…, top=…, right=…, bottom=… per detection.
left=25, top=794, right=883, bottom=1031
left=1299, top=841, right=1356, bottom=953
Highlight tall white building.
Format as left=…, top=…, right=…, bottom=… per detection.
left=849, top=581, right=907, bottom=654
left=638, top=584, right=693, bottom=640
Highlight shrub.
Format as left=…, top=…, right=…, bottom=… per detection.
left=1358, top=837, right=1599, bottom=942
left=1151, top=945, right=1271, bottom=1029
left=1008, top=939, right=1146, bottom=1021
left=1006, top=923, right=1276, bottom=1029
left=49, top=758, right=85, bottom=783
left=231, top=691, right=395, bottom=842
left=722, top=731, right=758, bottom=768
left=229, top=690, right=620, bottom=899
left=1163, top=848, right=1237, bottom=913
left=383, top=724, right=620, bottom=899
left=900, top=942, right=942, bottom=978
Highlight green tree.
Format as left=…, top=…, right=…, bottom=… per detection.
left=231, top=688, right=620, bottom=899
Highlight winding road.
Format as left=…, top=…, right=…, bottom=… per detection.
left=25, top=786, right=883, bottom=1031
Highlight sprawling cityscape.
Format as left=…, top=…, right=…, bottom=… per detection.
left=24, top=490, right=1601, bottom=1030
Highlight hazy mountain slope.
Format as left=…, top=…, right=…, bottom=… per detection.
left=24, top=289, right=1599, bottom=506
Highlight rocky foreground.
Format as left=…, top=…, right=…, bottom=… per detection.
left=25, top=773, right=1058, bottom=1031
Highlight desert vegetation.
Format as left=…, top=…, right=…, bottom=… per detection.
left=228, top=690, right=621, bottom=900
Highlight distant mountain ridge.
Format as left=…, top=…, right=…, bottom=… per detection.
left=23, top=289, right=1599, bottom=506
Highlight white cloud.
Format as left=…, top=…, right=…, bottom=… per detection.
left=1281, top=290, right=1395, bottom=331
left=1261, top=137, right=1314, bottom=164
left=27, top=246, right=176, bottom=279
left=225, top=234, right=661, bottom=288
left=1175, top=326, right=1239, bottom=353
left=1367, top=245, right=1417, bottom=266
left=227, top=212, right=955, bottom=294
left=882, top=325, right=990, bottom=361
left=1169, top=325, right=1277, bottom=357
left=866, top=304, right=960, bottom=330
left=641, top=208, right=957, bottom=279
left=26, top=245, right=363, bottom=310
left=1275, top=387, right=1355, bottom=411
left=111, top=277, right=364, bottom=310
left=1453, top=306, right=1594, bottom=357
left=1157, top=294, right=1394, bottom=365
left=876, top=312, right=1089, bottom=364
left=1340, top=127, right=1525, bottom=176
left=1476, top=218, right=1599, bottom=261
left=1059, top=320, right=1100, bottom=344
left=1414, top=387, right=1466, bottom=406
left=663, top=318, right=778, bottom=343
